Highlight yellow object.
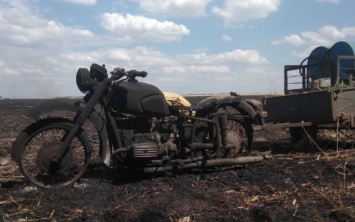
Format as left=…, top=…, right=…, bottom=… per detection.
left=163, top=92, right=191, bottom=107
left=163, top=92, right=195, bottom=116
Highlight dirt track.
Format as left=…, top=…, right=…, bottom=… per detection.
left=1, top=99, right=355, bottom=222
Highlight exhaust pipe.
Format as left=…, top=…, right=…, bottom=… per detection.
left=143, top=155, right=269, bottom=173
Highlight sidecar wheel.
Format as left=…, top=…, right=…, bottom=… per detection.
left=18, top=119, right=91, bottom=189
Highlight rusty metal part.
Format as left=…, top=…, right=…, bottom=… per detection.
left=255, top=121, right=313, bottom=131
left=190, top=143, right=235, bottom=149
left=143, top=155, right=268, bottom=173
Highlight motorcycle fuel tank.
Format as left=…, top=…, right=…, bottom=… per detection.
left=111, top=80, right=169, bottom=116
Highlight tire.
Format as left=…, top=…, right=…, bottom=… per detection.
left=219, top=106, right=254, bottom=157
left=17, top=118, right=91, bottom=189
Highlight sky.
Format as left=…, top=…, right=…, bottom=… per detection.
left=0, top=0, right=355, bottom=98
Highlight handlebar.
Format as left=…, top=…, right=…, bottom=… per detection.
left=127, top=70, right=147, bottom=78
left=110, top=67, right=147, bottom=81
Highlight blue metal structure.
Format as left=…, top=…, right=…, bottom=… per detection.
left=307, top=41, right=354, bottom=80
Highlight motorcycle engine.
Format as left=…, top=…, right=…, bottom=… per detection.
left=113, top=91, right=193, bottom=165
left=118, top=116, right=177, bottom=162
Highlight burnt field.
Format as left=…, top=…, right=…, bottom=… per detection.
left=0, top=99, right=355, bottom=222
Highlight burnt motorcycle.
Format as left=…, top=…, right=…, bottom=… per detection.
left=11, top=64, right=264, bottom=189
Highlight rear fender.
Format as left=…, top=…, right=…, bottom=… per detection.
left=195, top=96, right=261, bottom=125
left=15, top=98, right=111, bottom=166
left=230, top=100, right=262, bottom=125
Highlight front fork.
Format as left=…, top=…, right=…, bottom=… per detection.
left=50, top=81, right=109, bottom=172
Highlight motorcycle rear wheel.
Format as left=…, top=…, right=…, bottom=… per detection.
left=220, top=106, right=253, bottom=156
left=18, top=118, right=91, bottom=189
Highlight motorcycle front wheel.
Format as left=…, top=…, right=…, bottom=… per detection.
left=18, top=118, right=91, bottom=189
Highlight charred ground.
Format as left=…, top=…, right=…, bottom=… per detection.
left=0, top=99, right=354, bottom=222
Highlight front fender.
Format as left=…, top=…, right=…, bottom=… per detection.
left=18, top=98, right=111, bottom=166
left=25, top=98, right=83, bottom=120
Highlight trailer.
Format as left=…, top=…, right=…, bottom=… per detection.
left=262, top=41, right=355, bottom=143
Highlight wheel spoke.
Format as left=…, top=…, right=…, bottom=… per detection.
left=19, top=120, right=90, bottom=189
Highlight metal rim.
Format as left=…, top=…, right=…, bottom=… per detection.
left=19, top=121, right=90, bottom=189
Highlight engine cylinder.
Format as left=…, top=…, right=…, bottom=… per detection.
left=131, top=142, right=158, bottom=158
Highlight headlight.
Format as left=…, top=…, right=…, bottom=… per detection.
left=76, top=68, right=91, bottom=92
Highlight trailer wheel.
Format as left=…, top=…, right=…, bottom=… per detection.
left=289, top=126, right=318, bottom=147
